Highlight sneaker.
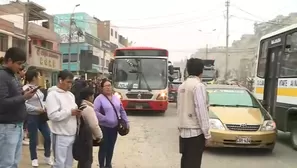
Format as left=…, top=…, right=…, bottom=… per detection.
left=44, top=157, right=53, bottom=165
left=31, top=159, right=39, bottom=167
left=22, top=139, right=29, bottom=145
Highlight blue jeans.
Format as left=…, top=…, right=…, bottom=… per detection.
left=98, top=126, right=118, bottom=167
left=27, top=114, right=51, bottom=160
left=0, top=123, right=23, bottom=168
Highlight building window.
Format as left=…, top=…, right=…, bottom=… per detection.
left=0, top=33, right=8, bottom=52
left=92, top=56, right=99, bottom=65
left=12, top=37, right=25, bottom=51
left=115, top=31, right=118, bottom=39
left=62, top=54, right=78, bottom=62
left=101, top=58, right=104, bottom=66
left=110, top=28, right=113, bottom=36
left=105, top=60, right=109, bottom=67
left=41, top=40, right=53, bottom=50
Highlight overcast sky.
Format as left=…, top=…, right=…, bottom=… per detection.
left=11, top=0, right=297, bottom=61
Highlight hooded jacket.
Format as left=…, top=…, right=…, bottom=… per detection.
left=45, top=86, right=77, bottom=136
left=0, top=66, right=26, bottom=123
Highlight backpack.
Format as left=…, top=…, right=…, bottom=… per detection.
left=72, top=116, right=93, bottom=161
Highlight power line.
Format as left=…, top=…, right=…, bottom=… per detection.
left=109, top=6, right=224, bottom=21
left=56, top=11, right=225, bottom=30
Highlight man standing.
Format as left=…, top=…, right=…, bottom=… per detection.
left=177, top=58, right=211, bottom=168
left=0, top=47, right=36, bottom=168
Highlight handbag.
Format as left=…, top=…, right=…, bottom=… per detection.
left=35, top=89, right=49, bottom=122
left=103, top=95, right=129, bottom=136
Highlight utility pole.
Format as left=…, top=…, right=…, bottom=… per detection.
left=205, top=44, right=208, bottom=59
left=67, top=4, right=80, bottom=71
left=225, top=0, right=230, bottom=80
left=67, top=17, right=74, bottom=70
left=24, top=0, right=29, bottom=60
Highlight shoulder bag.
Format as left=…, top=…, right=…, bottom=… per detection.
left=103, top=95, right=129, bottom=136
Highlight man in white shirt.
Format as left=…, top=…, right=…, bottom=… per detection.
left=177, top=58, right=211, bottom=168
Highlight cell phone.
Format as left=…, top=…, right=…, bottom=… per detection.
left=31, top=86, right=41, bottom=92
left=79, top=105, right=87, bottom=110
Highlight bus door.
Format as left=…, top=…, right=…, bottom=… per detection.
left=262, top=46, right=282, bottom=118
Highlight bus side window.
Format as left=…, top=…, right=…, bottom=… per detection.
left=257, top=40, right=268, bottom=78
left=281, top=32, right=297, bottom=77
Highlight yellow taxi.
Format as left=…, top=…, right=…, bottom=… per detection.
left=206, top=85, right=277, bottom=152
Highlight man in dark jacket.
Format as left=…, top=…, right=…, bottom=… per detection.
left=0, top=47, right=36, bottom=168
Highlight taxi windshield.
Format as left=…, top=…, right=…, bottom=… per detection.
left=207, top=89, right=260, bottom=108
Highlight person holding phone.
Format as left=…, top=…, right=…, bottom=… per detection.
left=23, top=70, right=53, bottom=167
left=0, top=47, right=36, bottom=168
left=46, top=70, right=81, bottom=168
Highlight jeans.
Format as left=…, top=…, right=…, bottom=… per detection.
left=98, top=126, right=118, bottom=167
left=0, top=123, right=23, bottom=168
left=52, top=134, right=75, bottom=168
left=27, top=114, right=51, bottom=160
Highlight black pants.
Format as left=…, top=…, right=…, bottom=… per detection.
left=77, top=160, right=92, bottom=168
left=98, top=126, right=118, bottom=167
left=179, top=134, right=205, bottom=168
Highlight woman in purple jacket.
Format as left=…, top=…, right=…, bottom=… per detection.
left=94, top=79, right=129, bottom=168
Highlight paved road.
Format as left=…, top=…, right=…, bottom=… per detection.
left=20, top=103, right=297, bottom=168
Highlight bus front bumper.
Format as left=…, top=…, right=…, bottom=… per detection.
left=121, top=100, right=168, bottom=111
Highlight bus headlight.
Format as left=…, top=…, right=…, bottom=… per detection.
left=114, top=92, right=122, bottom=99
left=261, top=120, right=276, bottom=131
left=156, top=92, right=167, bottom=100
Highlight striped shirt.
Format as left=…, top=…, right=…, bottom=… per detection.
left=179, top=82, right=211, bottom=139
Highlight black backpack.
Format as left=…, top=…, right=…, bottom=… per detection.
left=72, top=116, right=93, bottom=162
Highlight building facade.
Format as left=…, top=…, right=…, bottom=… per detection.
left=54, top=12, right=112, bottom=77
left=0, top=2, right=62, bottom=87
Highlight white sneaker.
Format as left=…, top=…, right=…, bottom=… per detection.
left=31, top=159, right=39, bottom=167
left=22, top=139, right=29, bottom=145
left=44, top=157, right=53, bottom=165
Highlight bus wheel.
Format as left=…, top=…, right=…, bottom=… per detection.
left=290, top=127, right=297, bottom=150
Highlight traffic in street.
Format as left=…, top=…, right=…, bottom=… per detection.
left=20, top=103, right=296, bottom=168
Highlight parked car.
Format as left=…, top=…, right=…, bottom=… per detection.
left=206, top=85, right=277, bottom=152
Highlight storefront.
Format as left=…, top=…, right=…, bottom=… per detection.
left=28, top=45, right=62, bottom=88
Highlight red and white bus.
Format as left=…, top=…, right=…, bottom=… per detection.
left=108, top=47, right=174, bottom=113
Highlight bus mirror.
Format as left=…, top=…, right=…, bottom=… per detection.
left=108, top=60, right=114, bottom=73
left=168, top=65, right=174, bottom=75
left=168, top=76, right=174, bottom=82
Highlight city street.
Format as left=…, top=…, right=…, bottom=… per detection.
left=20, top=103, right=297, bottom=168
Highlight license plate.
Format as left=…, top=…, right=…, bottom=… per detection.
left=236, top=136, right=251, bottom=144
left=135, top=105, right=143, bottom=109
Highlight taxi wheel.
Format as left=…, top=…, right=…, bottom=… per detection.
left=290, top=128, right=297, bottom=150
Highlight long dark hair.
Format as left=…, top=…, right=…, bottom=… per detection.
left=75, top=87, right=94, bottom=107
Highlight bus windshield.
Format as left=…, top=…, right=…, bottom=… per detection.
left=114, top=58, right=167, bottom=90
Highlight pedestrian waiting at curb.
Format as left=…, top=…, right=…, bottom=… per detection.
left=74, top=87, right=103, bottom=168
left=178, top=58, right=211, bottom=168
left=94, top=78, right=130, bottom=168
left=46, top=70, right=82, bottom=168
left=0, top=47, right=36, bottom=168
left=23, top=69, right=53, bottom=167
